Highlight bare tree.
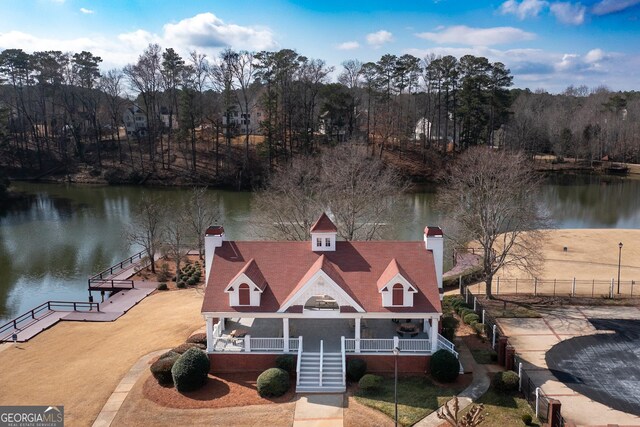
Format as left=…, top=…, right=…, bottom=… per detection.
left=251, top=157, right=324, bottom=240
left=185, top=187, right=220, bottom=259
left=438, top=147, right=549, bottom=298
left=437, top=396, right=486, bottom=426
left=251, top=144, right=409, bottom=241
left=126, top=193, right=164, bottom=273
left=322, top=144, right=410, bottom=240
left=164, top=206, right=190, bottom=278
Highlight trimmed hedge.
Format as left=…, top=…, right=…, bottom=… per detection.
left=186, top=333, right=208, bottom=345
left=171, top=347, right=211, bottom=392
left=347, top=358, right=367, bottom=381
left=157, top=283, right=168, bottom=291
left=522, top=414, right=533, bottom=425
left=474, top=323, right=485, bottom=335
left=275, top=354, right=296, bottom=373
left=430, top=349, right=460, bottom=383
left=492, top=370, right=520, bottom=392
left=150, top=353, right=180, bottom=385
left=441, top=315, right=459, bottom=342
left=463, top=313, right=480, bottom=325
left=358, top=374, right=383, bottom=393
left=257, top=368, right=290, bottom=397
left=172, top=342, right=206, bottom=354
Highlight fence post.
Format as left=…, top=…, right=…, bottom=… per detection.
left=473, top=297, right=477, bottom=312
left=492, top=325, right=497, bottom=349
left=610, top=279, right=614, bottom=298
left=572, top=277, right=576, bottom=297
left=553, top=279, right=556, bottom=296
left=518, top=362, right=523, bottom=391
left=482, top=309, right=485, bottom=324
left=592, top=279, right=595, bottom=297
left=534, top=278, right=537, bottom=296
left=515, top=278, right=518, bottom=294
left=535, top=387, right=540, bottom=418
left=632, top=280, right=635, bottom=297
left=496, top=277, right=500, bottom=295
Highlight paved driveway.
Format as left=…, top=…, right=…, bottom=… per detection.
left=497, top=305, right=640, bottom=426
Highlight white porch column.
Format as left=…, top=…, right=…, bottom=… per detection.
left=283, top=318, right=290, bottom=352
left=218, top=317, right=225, bottom=337
left=355, top=318, right=361, bottom=353
left=430, top=317, right=439, bottom=353
left=423, top=318, right=429, bottom=333
left=206, top=316, right=214, bottom=353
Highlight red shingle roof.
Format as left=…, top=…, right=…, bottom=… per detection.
left=226, top=258, right=267, bottom=291
left=310, top=213, right=337, bottom=232
left=424, top=226, right=443, bottom=236
left=376, top=258, right=417, bottom=291
left=202, top=240, right=441, bottom=314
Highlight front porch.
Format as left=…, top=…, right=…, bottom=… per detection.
left=207, top=317, right=451, bottom=355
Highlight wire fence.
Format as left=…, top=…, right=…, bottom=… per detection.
left=464, top=277, right=639, bottom=298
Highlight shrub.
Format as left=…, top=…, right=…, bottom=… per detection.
left=171, top=347, right=211, bottom=392
left=464, top=313, right=479, bottom=325
left=474, top=323, right=485, bottom=335
left=430, top=349, right=460, bottom=383
left=275, top=354, right=296, bottom=373
left=521, top=413, right=533, bottom=425
left=157, top=283, right=168, bottom=291
left=256, top=368, right=290, bottom=397
left=347, top=358, right=367, bottom=381
left=177, top=281, right=186, bottom=289
left=186, top=333, right=207, bottom=345
left=187, top=277, right=197, bottom=286
left=150, top=353, right=180, bottom=385
left=159, top=350, right=180, bottom=360
left=157, top=263, right=171, bottom=282
left=358, top=374, right=383, bottom=393
left=172, top=342, right=205, bottom=354
left=458, top=307, right=473, bottom=318
left=492, top=370, right=520, bottom=392
left=441, top=315, right=459, bottom=341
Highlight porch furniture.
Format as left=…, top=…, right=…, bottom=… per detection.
left=396, top=323, right=419, bottom=338
left=230, top=328, right=248, bottom=338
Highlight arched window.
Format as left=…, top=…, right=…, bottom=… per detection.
left=239, top=283, right=251, bottom=305
left=392, top=283, right=404, bottom=306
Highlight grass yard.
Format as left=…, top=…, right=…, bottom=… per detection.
left=461, top=389, right=540, bottom=427
left=354, top=376, right=465, bottom=426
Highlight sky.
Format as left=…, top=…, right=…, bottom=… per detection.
left=1, top=0, right=640, bottom=92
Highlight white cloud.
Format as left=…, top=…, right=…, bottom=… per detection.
left=336, top=41, right=360, bottom=50
left=591, top=0, right=640, bottom=15
left=550, top=2, right=587, bottom=24
left=416, top=25, right=535, bottom=46
left=499, top=0, right=549, bottom=19
left=79, top=8, right=94, bottom=14
left=366, top=30, right=393, bottom=47
left=584, top=48, right=606, bottom=63
left=163, top=13, right=276, bottom=51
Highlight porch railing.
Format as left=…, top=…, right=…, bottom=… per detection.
left=296, top=336, right=303, bottom=386
left=289, top=337, right=300, bottom=352
left=437, top=333, right=459, bottom=358
left=398, top=339, right=432, bottom=352
left=248, top=337, right=285, bottom=351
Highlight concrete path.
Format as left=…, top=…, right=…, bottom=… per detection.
left=293, top=394, right=344, bottom=427
left=92, top=349, right=167, bottom=427
left=415, top=341, right=490, bottom=427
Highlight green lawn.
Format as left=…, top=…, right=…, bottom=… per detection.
left=463, top=389, right=540, bottom=427
left=354, top=376, right=462, bottom=426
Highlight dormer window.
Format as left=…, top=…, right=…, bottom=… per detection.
left=310, top=213, right=337, bottom=252
left=238, top=283, right=250, bottom=305
left=224, top=259, right=266, bottom=307
left=392, top=284, right=404, bottom=305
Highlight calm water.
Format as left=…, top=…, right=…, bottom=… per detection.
left=1, top=174, right=639, bottom=322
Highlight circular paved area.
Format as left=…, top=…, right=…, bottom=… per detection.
left=545, top=319, right=640, bottom=416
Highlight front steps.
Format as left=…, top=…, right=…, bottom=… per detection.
left=296, top=352, right=345, bottom=393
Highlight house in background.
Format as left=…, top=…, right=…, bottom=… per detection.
left=123, top=105, right=147, bottom=137
left=222, top=104, right=264, bottom=135
left=201, top=213, right=457, bottom=393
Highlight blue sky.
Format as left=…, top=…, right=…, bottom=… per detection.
left=1, top=0, right=640, bottom=92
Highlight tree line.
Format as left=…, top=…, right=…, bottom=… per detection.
left=1, top=43, right=637, bottom=189
left=0, top=44, right=516, bottom=187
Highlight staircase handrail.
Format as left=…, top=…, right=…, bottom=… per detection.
left=319, top=340, right=324, bottom=387
left=296, top=336, right=303, bottom=386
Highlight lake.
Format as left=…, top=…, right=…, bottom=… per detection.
left=1, top=174, right=639, bottom=323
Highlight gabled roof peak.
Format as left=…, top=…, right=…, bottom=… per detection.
left=226, top=258, right=267, bottom=291
left=377, top=258, right=417, bottom=291
left=310, top=212, right=337, bottom=233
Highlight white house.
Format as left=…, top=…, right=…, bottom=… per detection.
left=201, top=213, right=456, bottom=393
left=415, top=117, right=432, bottom=141
left=123, top=105, right=147, bottom=137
